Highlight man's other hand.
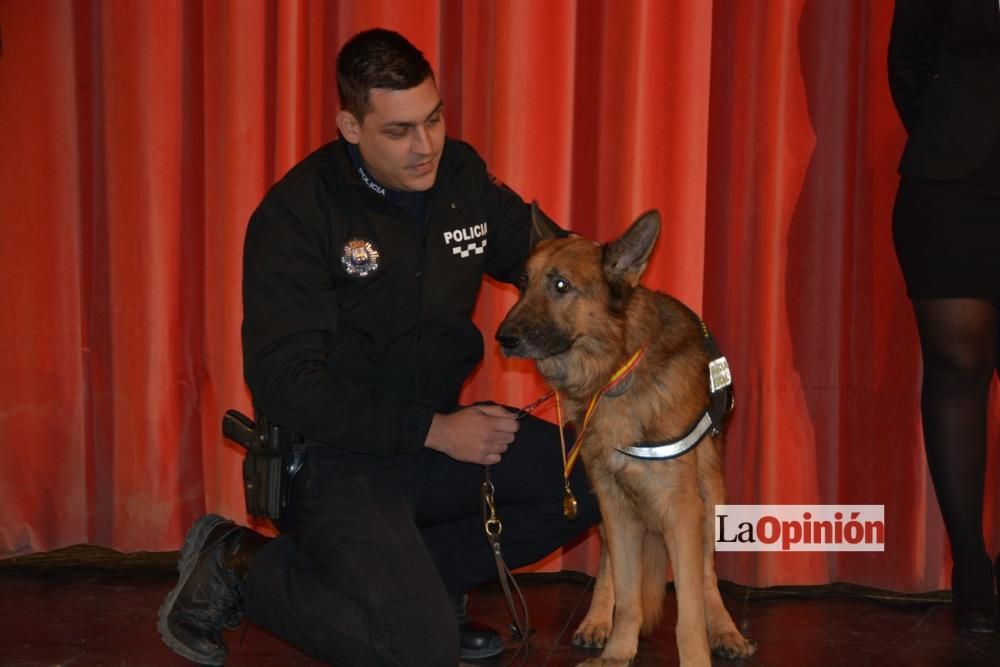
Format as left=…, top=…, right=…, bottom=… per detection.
left=424, top=404, right=519, bottom=465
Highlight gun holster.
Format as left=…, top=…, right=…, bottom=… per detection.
left=222, top=409, right=305, bottom=520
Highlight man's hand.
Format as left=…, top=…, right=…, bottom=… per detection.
left=424, top=404, right=519, bottom=465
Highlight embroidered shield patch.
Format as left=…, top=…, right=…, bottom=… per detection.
left=341, top=238, right=381, bottom=278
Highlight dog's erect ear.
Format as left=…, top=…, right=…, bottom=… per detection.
left=529, top=201, right=563, bottom=250
left=603, top=210, right=661, bottom=287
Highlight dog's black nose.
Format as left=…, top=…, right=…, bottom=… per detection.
left=496, top=333, right=520, bottom=349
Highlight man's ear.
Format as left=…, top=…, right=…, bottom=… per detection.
left=602, top=210, right=660, bottom=287
left=336, top=110, right=362, bottom=144
left=529, top=201, right=564, bottom=250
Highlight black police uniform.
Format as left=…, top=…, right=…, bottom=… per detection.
left=239, top=137, right=599, bottom=666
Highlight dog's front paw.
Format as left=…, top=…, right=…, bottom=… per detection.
left=572, top=616, right=613, bottom=649
left=710, top=630, right=757, bottom=659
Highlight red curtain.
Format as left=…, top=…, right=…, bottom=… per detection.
left=1, top=0, right=997, bottom=592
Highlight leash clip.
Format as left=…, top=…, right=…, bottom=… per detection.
left=482, top=478, right=503, bottom=537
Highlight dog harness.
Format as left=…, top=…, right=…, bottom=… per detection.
left=615, top=322, right=734, bottom=460
left=514, top=321, right=733, bottom=520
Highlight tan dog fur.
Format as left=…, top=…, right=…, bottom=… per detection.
left=496, top=207, right=757, bottom=667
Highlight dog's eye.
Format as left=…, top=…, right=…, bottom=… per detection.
left=553, top=277, right=570, bottom=293
left=517, top=274, right=528, bottom=291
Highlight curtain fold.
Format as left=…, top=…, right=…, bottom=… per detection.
left=704, top=0, right=828, bottom=587
left=1, top=0, right=997, bottom=593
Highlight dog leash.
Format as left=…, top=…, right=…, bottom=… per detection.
left=481, top=465, right=530, bottom=665
left=462, top=392, right=562, bottom=663
left=475, top=387, right=587, bottom=663
left=475, top=350, right=644, bottom=662
left=478, top=349, right=644, bottom=660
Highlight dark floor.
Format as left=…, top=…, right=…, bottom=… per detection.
left=2, top=547, right=1000, bottom=666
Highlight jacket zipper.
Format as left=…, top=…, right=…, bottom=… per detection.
left=351, top=168, right=439, bottom=403
left=410, top=204, right=433, bottom=400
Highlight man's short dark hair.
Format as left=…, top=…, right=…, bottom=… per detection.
left=336, top=28, right=434, bottom=121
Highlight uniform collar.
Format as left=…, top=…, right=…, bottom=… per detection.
left=343, top=142, right=429, bottom=222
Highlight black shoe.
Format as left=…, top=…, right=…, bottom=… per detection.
left=157, top=515, right=252, bottom=665
left=453, top=593, right=503, bottom=659
left=952, top=553, right=998, bottom=634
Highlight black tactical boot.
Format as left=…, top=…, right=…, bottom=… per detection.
left=157, top=515, right=269, bottom=665
left=454, top=593, right=504, bottom=659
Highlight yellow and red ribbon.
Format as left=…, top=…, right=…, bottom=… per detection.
left=557, top=346, right=646, bottom=519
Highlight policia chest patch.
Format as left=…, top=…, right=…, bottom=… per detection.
left=444, top=221, right=488, bottom=258
left=341, top=238, right=381, bottom=278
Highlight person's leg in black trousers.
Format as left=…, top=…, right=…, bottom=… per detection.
left=416, top=411, right=600, bottom=597
left=913, top=296, right=999, bottom=630
left=241, top=412, right=599, bottom=664
left=243, top=453, right=459, bottom=666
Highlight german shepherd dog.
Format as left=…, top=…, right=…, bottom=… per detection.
left=496, top=206, right=757, bottom=666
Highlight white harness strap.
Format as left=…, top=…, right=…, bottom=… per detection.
left=615, top=411, right=714, bottom=460
left=614, top=349, right=733, bottom=461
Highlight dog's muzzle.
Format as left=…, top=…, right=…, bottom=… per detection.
left=496, top=332, right=521, bottom=353
left=496, top=330, right=536, bottom=358
left=495, top=324, right=570, bottom=360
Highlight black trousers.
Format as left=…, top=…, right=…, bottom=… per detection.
left=243, top=411, right=600, bottom=666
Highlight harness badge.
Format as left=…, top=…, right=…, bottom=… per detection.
left=708, top=357, right=732, bottom=393
left=341, top=238, right=381, bottom=278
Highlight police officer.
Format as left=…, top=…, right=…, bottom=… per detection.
left=158, top=28, right=599, bottom=666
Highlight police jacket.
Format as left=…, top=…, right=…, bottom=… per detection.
left=242, top=138, right=532, bottom=459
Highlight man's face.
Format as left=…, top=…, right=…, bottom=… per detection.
left=346, top=77, right=445, bottom=192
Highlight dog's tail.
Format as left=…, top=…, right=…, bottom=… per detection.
left=640, top=531, right=667, bottom=636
